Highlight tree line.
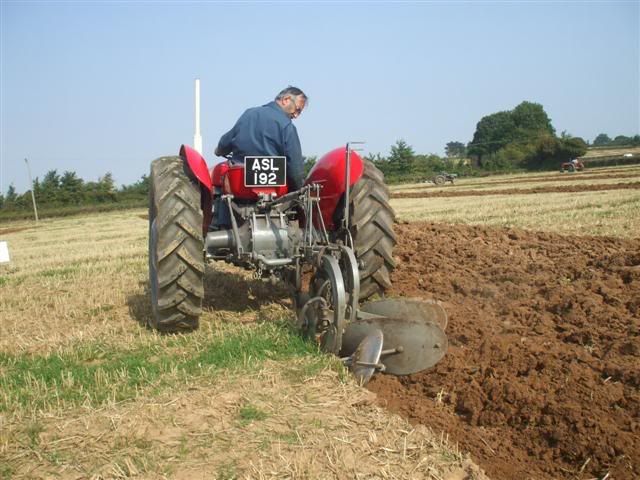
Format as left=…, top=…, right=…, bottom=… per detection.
left=362, top=101, right=639, bottom=183
left=592, top=133, right=640, bottom=147
left=3, top=100, right=638, bottom=214
left=0, top=170, right=149, bottom=217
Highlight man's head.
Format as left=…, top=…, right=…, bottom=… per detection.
left=275, top=86, right=307, bottom=119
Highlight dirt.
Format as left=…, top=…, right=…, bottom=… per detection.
left=392, top=182, right=640, bottom=199
left=0, top=226, right=33, bottom=236
left=368, top=221, right=640, bottom=480
left=479, top=172, right=640, bottom=186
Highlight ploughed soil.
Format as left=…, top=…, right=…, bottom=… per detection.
left=471, top=172, right=640, bottom=186
left=392, top=182, right=640, bottom=199
left=368, top=222, right=639, bottom=480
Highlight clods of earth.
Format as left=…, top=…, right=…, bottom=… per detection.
left=368, top=221, right=639, bottom=480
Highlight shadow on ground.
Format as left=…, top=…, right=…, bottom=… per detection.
left=126, top=284, right=152, bottom=328
left=203, top=264, right=292, bottom=313
left=126, top=265, right=293, bottom=328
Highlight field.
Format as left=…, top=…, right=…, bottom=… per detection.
left=1, top=164, right=639, bottom=479
left=0, top=217, right=478, bottom=476
left=581, top=146, right=640, bottom=160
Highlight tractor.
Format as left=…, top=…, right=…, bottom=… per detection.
left=148, top=144, right=448, bottom=383
left=560, top=160, right=585, bottom=172
left=432, top=172, right=457, bottom=185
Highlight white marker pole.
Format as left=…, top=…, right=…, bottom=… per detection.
left=24, top=158, right=39, bottom=223
left=193, top=79, right=203, bottom=154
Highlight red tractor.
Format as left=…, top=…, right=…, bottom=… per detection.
left=148, top=144, right=447, bottom=383
left=560, top=160, right=585, bottom=172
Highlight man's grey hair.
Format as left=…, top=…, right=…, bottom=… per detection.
left=275, top=86, right=308, bottom=103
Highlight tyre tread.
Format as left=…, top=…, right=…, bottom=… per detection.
left=349, top=160, right=396, bottom=300
left=149, top=156, right=204, bottom=332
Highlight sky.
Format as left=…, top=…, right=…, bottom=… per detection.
left=1, top=1, right=638, bottom=194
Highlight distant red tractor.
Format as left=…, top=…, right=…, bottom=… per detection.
left=560, top=160, right=585, bottom=173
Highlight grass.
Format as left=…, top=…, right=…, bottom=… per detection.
left=237, top=403, right=268, bottom=426
left=0, top=208, right=472, bottom=479
left=0, top=321, right=320, bottom=414
left=1, top=361, right=467, bottom=479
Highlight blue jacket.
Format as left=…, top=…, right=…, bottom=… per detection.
left=216, top=101, right=304, bottom=190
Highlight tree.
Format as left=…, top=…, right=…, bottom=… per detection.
left=40, top=170, right=61, bottom=203
left=557, top=136, right=588, bottom=162
left=388, top=140, right=415, bottom=169
left=364, top=152, right=385, bottom=163
left=303, top=155, right=317, bottom=176
left=5, top=184, right=17, bottom=203
left=84, top=172, right=116, bottom=203
left=99, top=172, right=115, bottom=193
left=32, top=177, right=41, bottom=199
left=468, top=101, right=559, bottom=169
left=120, top=174, right=149, bottom=196
left=511, top=101, right=555, bottom=137
left=593, top=133, right=611, bottom=146
left=445, top=141, right=466, bottom=158
left=85, top=172, right=117, bottom=203
left=59, top=171, right=84, bottom=204
left=525, top=134, right=587, bottom=169
left=412, top=154, right=446, bottom=177
left=611, top=135, right=633, bottom=146
left=467, top=110, right=516, bottom=161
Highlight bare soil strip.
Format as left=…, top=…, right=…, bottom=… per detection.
left=368, top=221, right=639, bottom=480
left=392, top=182, right=640, bottom=199
left=467, top=172, right=640, bottom=187
left=0, top=226, right=33, bottom=236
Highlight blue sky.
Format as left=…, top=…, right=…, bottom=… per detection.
left=1, top=1, right=638, bottom=193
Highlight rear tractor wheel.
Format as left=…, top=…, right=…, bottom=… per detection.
left=346, top=160, right=397, bottom=300
left=148, top=156, right=204, bottom=332
left=433, top=175, right=446, bottom=185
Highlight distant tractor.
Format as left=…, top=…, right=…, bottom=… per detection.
left=432, top=172, right=457, bottom=185
left=560, top=160, right=585, bottom=173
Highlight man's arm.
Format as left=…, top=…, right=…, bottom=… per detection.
left=215, top=127, right=235, bottom=157
left=216, top=109, right=253, bottom=157
left=283, top=124, right=304, bottom=191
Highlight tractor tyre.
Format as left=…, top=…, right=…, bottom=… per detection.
left=348, top=160, right=397, bottom=300
left=568, top=165, right=576, bottom=173
left=434, top=175, right=446, bottom=185
left=148, top=156, right=204, bottom=333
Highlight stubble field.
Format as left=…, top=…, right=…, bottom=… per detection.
left=1, top=164, right=639, bottom=479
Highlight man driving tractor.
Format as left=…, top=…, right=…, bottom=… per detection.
left=212, top=86, right=308, bottom=228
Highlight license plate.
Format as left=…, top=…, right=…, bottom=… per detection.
left=244, top=156, right=286, bottom=187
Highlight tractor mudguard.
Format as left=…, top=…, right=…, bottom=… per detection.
left=180, top=145, right=213, bottom=191
left=179, top=144, right=213, bottom=235
left=305, top=146, right=365, bottom=230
